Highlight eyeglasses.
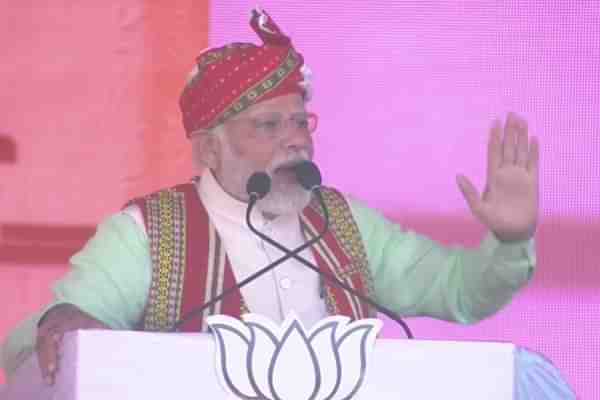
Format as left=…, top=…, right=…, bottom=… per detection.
left=227, top=111, right=318, bottom=140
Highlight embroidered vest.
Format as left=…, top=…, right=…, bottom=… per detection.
left=128, top=181, right=375, bottom=332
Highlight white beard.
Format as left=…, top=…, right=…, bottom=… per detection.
left=217, top=135, right=312, bottom=217
left=256, top=179, right=312, bottom=216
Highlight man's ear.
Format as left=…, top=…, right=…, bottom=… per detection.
left=191, top=132, right=221, bottom=170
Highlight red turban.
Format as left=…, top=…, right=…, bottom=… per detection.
left=180, top=9, right=307, bottom=138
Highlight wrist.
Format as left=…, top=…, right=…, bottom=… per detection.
left=37, top=303, right=75, bottom=327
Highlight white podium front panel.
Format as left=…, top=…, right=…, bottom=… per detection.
left=4, top=329, right=514, bottom=399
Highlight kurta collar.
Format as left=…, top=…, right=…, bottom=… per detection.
left=197, top=169, right=299, bottom=230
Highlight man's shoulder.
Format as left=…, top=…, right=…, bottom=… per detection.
left=316, top=186, right=373, bottom=215
left=118, top=178, right=201, bottom=235
left=307, top=187, right=383, bottom=230
left=316, top=185, right=345, bottom=204
left=314, top=189, right=391, bottom=234
left=125, top=179, right=200, bottom=208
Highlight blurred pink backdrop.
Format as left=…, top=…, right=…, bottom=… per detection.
left=213, top=1, right=599, bottom=397
left=1, top=1, right=598, bottom=398
left=0, top=0, right=205, bottom=385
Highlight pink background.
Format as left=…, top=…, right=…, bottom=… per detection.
left=213, top=1, right=599, bottom=396
left=1, top=1, right=599, bottom=398
left=0, top=0, right=205, bottom=385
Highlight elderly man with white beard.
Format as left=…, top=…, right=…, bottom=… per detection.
left=2, top=9, right=540, bottom=389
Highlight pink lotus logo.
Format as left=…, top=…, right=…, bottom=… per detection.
left=207, top=314, right=382, bottom=400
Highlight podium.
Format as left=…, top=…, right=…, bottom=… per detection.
left=2, top=329, right=525, bottom=399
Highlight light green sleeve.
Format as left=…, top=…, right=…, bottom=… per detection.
left=1, top=212, right=152, bottom=380
left=348, top=197, right=535, bottom=324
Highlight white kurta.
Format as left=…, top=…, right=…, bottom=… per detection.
left=125, top=170, right=328, bottom=327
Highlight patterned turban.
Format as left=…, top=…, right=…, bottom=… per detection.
left=180, top=8, right=310, bottom=138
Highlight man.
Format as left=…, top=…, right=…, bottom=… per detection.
left=2, top=9, right=538, bottom=386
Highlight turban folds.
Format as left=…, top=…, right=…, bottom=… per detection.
left=180, top=9, right=307, bottom=138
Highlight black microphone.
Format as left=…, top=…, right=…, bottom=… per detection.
left=246, top=161, right=414, bottom=339
left=170, top=172, right=329, bottom=332
left=293, top=159, right=322, bottom=191
left=246, top=171, right=271, bottom=199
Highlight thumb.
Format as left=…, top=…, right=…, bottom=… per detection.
left=456, top=175, right=484, bottom=218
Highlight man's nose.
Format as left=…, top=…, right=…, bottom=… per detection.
left=281, top=125, right=313, bottom=153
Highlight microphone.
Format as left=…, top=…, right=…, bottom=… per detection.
left=246, top=161, right=414, bottom=339
left=293, top=160, right=322, bottom=191
left=246, top=171, right=271, bottom=199
left=170, top=171, right=329, bottom=332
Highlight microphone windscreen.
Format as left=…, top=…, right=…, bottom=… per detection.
left=294, top=161, right=322, bottom=190
left=246, top=172, right=271, bottom=199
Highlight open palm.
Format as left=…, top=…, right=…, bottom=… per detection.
left=457, top=113, right=539, bottom=242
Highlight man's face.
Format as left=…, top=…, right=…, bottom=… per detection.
left=211, top=93, right=316, bottom=215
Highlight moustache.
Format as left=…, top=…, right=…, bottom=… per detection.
left=268, top=152, right=311, bottom=175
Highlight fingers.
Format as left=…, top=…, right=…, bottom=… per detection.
left=527, top=135, right=540, bottom=176
left=456, top=175, right=483, bottom=218
left=36, top=327, right=62, bottom=385
left=502, top=113, right=519, bottom=165
left=515, top=119, right=529, bottom=167
left=497, top=112, right=533, bottom=171
left=487, top=119, right=503, bottom=182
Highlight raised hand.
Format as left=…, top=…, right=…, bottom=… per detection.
left=456, top=113, right=539, bottom=242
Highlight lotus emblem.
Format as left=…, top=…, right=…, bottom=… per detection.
left=207, top=313, right=382, bottom=400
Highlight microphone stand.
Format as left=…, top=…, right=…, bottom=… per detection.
left=247, top=189, right=414, bottom=339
